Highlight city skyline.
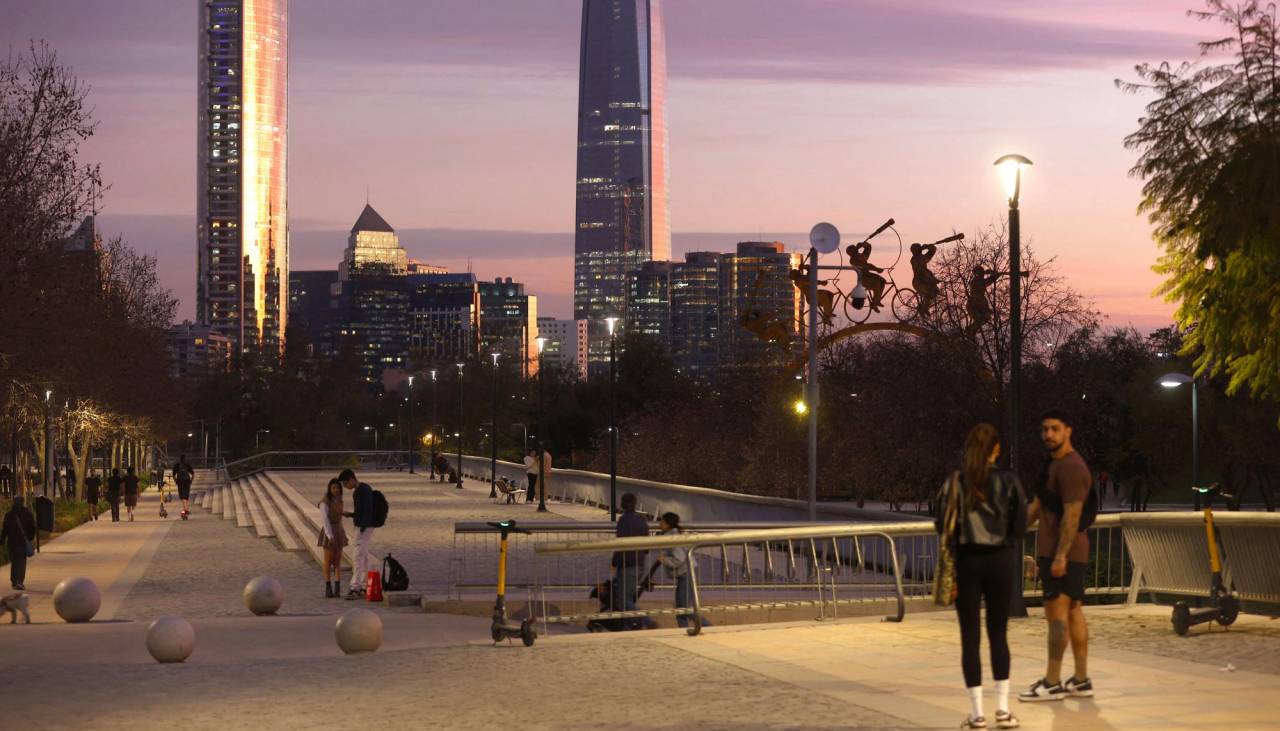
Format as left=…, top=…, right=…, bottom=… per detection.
left=5, top=1, right=1208, bottom=329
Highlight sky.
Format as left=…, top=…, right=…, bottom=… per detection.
left=3, top=0, right=1214, bottom=326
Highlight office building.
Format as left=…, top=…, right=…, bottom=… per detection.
left=288, top=269, right=338, bottom=355
left=627, top=260, right=671, bottom=345
left=339, top=204, right=408, bottom=280
left=537, top=317, right=589, bottom=381
left=167, top=321, right=233, bottom=379
left=478, top=278, right=539, bottom=378
left=669, top=252, right=722, bottom=376
left=573, top=0, right=669, bottom=372
left=196, top=0, right=289, bottom=357
left=721, top=242, right=803, bottom=366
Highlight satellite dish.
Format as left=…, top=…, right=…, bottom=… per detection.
left=809, top=222, right=841, bottom=254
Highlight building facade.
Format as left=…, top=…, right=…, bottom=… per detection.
left=721, top=242, right=803, bottom=366
left=196, top=0, right=289, bottom=357
left=669, top=252, right=722, bottom=376
left=167, top=321, right=233, bottom=379
left=536, top=317, right=589, bottom=381
left=627, top=259, right=671, bottom=345
left=478, top=278, right=539, bottom=378
left=573, top=0, right=669, bottom=371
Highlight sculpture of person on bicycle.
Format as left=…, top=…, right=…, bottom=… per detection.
left=965, top=265, right=1004, bottom=336
left=789, top=265, right=836, bottom=325
left=845, top=241, right=887, bottom=311
left=909, top=243, right=940, bottom=316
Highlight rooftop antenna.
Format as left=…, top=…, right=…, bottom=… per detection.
left=365, top=185, right=370, bottom=205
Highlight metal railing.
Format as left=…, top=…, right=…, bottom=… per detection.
left=1122, top=511, right=1280, bottom=605
left=221, top=450, right=408, bottom=481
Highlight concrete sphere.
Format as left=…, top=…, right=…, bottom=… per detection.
left=52, top=576, right=101, bottom=623
left=335, top=608, right=383, bottom=654
left=243, top=576, right=284, bottom=616
left=146, top=616, right=195, bottom=663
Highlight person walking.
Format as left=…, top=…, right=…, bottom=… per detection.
left=610, top=493, right=649, bottom=623
left=1020, top=410, right=1094, bottom=703
left=84, top=469, right=103, bottom=521
left=173, top=455, right=195, bottom=519
left=105, top=468, right=123, bottom=522
left=1, top=496, right=37, bottom=590
left=936, top=423, right=1027, bottom=729
left=537, top=447, right=553, bottom=504
left=317, top=478, right=348, bottom=598
left=340, top=469, right=375, bottom=599
left=123, top=466, right=140, bottom=522
left=656, top=512, right=708, bottom=629
left=523, top=448, right=538, bottom=503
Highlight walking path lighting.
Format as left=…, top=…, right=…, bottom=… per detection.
left=456, top=362, right=465, bottom=489
left=361, top=426, right=378, bottom=451
left=1158, top=372, right=1200, bottom=509
left=605, top=316, right=620, bottom=522
left=430, top=370, right=438, bottom=479
left=489, top=353, right=500, bottom=498
left=995, top=153, right=1032, bottom=474
left=535, top=336, right=548, bottom=513
left=407, top=375, right=415, bottom=473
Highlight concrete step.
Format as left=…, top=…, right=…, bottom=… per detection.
left=245, top=474, right=301, bottom=552
left=222, top=482, right=237, bottom=521
left=256, top=472, right=326, bottom=567
left=267, top=472, right=357, bottom=568
left=232, top=480, right=252, bottom=529
left=239, top=479, right=273, bottom=538
left=210, top=485, right=223, bottom=515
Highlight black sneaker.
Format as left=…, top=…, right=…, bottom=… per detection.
left=1064, top=676, right=1094, bottom=698
left=1018, top=679, right=1066, bottom=702
left=344, top=588, right=362, bottom=601
left=995, top=710, right=1020, bottom=729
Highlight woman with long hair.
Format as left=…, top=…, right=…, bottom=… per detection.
left=317, top=478, right=348, bottom=598
left=936, top=422, right=1028, bottom=729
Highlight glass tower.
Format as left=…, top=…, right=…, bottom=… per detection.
left=574, top=0, right=669, bottom=372
left=197, top=0, right=289, bottom=358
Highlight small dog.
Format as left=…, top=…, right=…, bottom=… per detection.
left=1, top=592, right=30, bottom=624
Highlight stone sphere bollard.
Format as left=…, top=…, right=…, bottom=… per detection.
left=146, top=616, right=195, bottom=663
left=243, top=576, right=284, bottom=616
left=53, top=576, right=101, bottom=623
left=335, top=608, right=382, bottom=654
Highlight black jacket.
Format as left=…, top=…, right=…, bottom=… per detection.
left=351, top=482, right=374, bottom=529
left=1, top=506, right=36, bottom=551
left=935, top=469, right=1028, bottom=548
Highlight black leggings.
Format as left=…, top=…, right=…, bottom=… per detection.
left=955, top=545, right=1015, bottom=687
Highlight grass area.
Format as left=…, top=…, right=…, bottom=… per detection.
left=0, top=495, right=106, bottom=566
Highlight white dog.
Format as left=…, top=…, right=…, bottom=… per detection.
left=1, top=592, right=30, bottom=624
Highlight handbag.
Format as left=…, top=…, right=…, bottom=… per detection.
left=932, top=473, right=961, bottom=607
left=24, top=537, right=35, bottom=558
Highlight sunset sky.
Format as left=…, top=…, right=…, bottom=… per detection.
left=5, top=0, right=1212, bottom=326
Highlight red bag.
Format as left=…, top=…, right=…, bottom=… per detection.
left=365, top=570, right=383, bottom=602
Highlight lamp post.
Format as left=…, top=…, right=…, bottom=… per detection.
left=995, top=154, right=1032, bottom=475
left=489, top=353, right=500, bottom=498
left=1159, top=373, right=1200, bottom=509
left=456, top=362, right=465, bottom=489
left=362, top=426, right=378, bottom=451
left=606, top=316, right=619, bottom=521
left=535, top=337, right=548, bottom=512
left=43, top=388, right=52, bottom=498
left=430, top=369, right=438, bottom=479
left=255, top=428, right=270, bottom=449
left=407, top=375, right=415, bottom=473
left=803, top=223, right=841, bottom=520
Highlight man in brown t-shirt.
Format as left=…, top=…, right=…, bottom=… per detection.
left=1020, top=410, right=1094, bottom=703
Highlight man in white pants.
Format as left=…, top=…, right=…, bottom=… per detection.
left=339, top=469, right=375, bottom=599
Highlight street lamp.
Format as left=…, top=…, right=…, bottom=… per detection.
left=802, top=222, right=841, bottom=520
left=255, top=428, right=271, bottom=448
left=430, top=369, right=438, bottom=479
left=605, top=316, right=620, bottom=521
left=535, top=336, right=548, bottom=512
left=1159, top=372, right=1200, bottom=509
left=456, top=362, right=465, bottom=489
left=489, top=352, right=500, bottom=498
left=362, top=426, right=378, bottom=450
left=995, top=153, right=1032, bottom=475
left=407, top=375, right=416, bottom=474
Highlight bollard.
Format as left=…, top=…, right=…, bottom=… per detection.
left=52, top=577, right=101, bottom=623
left=335, top=608, right=382, bottom=654
left=146, top=616, right=195, bottom=663
left=243, top=576, right=284, bottom=615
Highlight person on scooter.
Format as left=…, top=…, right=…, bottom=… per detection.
left=173, top=455, right=195, bottom=518
left=1020, top=410, right=1094, bottom=703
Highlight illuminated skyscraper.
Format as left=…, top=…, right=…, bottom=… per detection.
left=574, top=0, right=669, bottom=373
left=339, top=204, right=408, bottom=281
left=196, top=0, right=289, bottom=357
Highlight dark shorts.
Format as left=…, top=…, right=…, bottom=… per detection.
left=124, top=493, right=138, bottom=507
left=1038, top=558, right=1087, bottom=602
left=177, top=482, right=192, bottom=500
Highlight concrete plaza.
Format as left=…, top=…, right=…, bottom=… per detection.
left=2, top=474, right=1278, bottom=730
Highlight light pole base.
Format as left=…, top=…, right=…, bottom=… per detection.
left=536, top=505, right=547, bottom=513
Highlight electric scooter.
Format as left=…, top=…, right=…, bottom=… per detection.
left=1172, top=484, right=1241, bottom=636
left=488, top=520, right=537, bottom=646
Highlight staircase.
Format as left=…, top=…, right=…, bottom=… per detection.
left=194, top=471, right=355, bottom=568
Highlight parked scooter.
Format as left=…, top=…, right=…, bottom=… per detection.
left=1172, top=484, right=1241, bottom=636
left=488, top=520, right=536, bottom=646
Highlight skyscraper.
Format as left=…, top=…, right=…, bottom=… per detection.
left=340, top=204, right=408, bottom=281
left=574, top=0, right=669, bottom=373
left=196, top=0, right=289, bottom=357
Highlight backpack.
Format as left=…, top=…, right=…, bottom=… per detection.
left=174, top=463, right=193, bottom=483
left=371, top=489, right=389, bottom=528
left=382, top=553, right=409, bottom=592
left=1035, top=459, right=1099, bottom=531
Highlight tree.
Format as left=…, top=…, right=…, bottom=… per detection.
left=1119, top=1, right=1280, bottom=417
